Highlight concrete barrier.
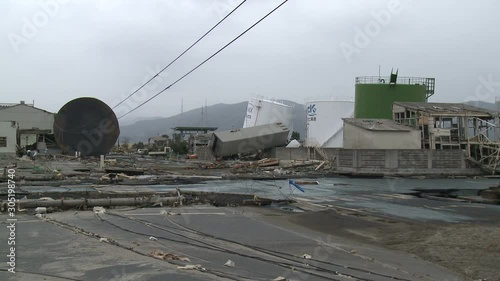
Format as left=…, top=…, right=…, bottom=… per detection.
left=273, top=147, right=480, bottom=176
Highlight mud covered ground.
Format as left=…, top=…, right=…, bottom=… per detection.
left=287, top=208, right=500, bottom=280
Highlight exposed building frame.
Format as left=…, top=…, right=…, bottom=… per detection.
left=393, top=102, right=500, bottom=174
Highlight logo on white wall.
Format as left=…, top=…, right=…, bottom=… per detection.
left=307, top=104, right=317, bottom=121
left=307, top=104, right=317, bottom=116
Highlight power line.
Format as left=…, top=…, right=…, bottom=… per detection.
left=118, top=0, right=289, bottom=119
left=55, top=2, right=247, bottom=134
left=112, top=0, right=247, bottom=110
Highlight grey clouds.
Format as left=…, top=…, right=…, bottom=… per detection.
left=1, top=0, right=499, bottom=124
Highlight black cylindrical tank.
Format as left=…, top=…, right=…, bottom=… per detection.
left=53, top=97, right=120, bottom=156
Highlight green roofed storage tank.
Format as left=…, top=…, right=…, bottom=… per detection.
left=354, top=75, right=435, bottom=119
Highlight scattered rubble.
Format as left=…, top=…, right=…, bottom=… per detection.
left=93, top=206, right=106, bottom=214
left=1, top=152, right=338, bottom=189
left=1, top=151, right=499, bottom=280
left=104, top=168, right=145, bottom=176
left=149, top=249, right=191, bottom=262
left=223, top=259, right=235, bottom=267
left=35, top=213, right=45, bottom=219
left=17, top=196, right=183, bottom=209
left=176, top=264, right=205, bottom=271
left=35, top=207, right=47, bottom=214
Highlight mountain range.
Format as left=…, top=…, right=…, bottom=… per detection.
left=119, top=101, right=306, bottom=143
left=464, top=100, right=498, bottom=111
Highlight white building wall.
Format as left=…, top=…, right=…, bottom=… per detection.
left=0, top=104, right=54, bottom=133
left=243, top=98, right=294, bottom=138
left=343, top=123, right=421, bottom=149
left=305, top=100, right=354, bottom=148
left=0, top=121, right=18, bottom=154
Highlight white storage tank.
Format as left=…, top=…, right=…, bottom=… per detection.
left=305, top=98, right=354, bottom=148
left=243, top=97, right=294, bottom=139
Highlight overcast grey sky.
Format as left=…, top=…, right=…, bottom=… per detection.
left=2, top=0, right=500, bottom=123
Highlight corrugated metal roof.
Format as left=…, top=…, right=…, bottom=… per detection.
left=0, top=102, right=34, bottom=108
left=0, top=103, right=55, bottom=115
left=343, top=118, right=414, bottom=131
left=393, top=102, right=493, bottom=116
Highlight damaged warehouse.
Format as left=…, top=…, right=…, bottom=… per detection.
left=209, top=122, right=290, bottom=158
left=0, top=101, right=56, bottom=154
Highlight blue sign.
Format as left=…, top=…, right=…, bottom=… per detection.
left=289, top=180, right=305, bottom=193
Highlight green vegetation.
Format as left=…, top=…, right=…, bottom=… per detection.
left=132, top=142, right=145, bottom=150
left=170, top=141, right=188, bottom=154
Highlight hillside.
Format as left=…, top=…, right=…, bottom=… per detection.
left=119, top=101, right=306, bottom=142
left=464, top=100, right=497, bottom=111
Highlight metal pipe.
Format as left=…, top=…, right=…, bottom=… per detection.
left=16, top=196, right=182, bottom=209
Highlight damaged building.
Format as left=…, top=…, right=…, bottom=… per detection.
left=392, top=102, right=499, bottom=150
left=0, top=101, right=55, bottom=153
left=0, top=121, right=18, bottom=154
left=172, top=126, right=218, bottom=155
left=210, top=122, right=289, bottom=158
left=392, top=102, right=500, bottom=172
left=148, top=136, right=170, bottom=149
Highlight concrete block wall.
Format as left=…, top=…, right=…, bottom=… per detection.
left=337, top=149, right=353, bottom=168
left=358, top=150, right=386, bottom=168
left=274, top=147, right=476, bottom=175
left=398, top=150, right=428, bottom=169
left=275, top=147, right=309, bottom=161
left=432, top=150, right=466, bottom=169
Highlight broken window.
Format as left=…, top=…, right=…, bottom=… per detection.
left=439, top=117, right=453, bottom=128
left=0, top=137, right=6, bottom=147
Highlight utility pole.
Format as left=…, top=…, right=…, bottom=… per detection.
left=180, top=98, right=183, bottom=126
